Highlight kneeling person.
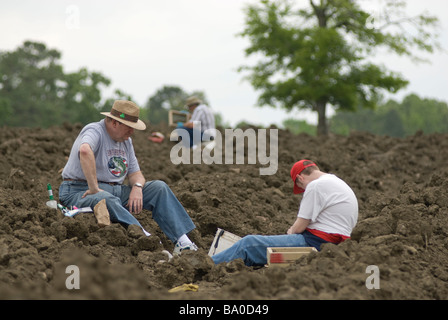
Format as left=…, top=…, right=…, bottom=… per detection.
left=211, top=160, right=358, bottom=266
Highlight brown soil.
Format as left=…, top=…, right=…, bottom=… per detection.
left=1, top=123, right=448, bottom=300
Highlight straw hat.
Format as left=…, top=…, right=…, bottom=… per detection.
left=185, top=96, right=203, bottom=108
left=100, top=100, right=146, bottom=130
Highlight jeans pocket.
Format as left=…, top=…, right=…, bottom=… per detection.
left=58, top=181, right=88, bottom=206
left=58, top=183, right=70, bottom=203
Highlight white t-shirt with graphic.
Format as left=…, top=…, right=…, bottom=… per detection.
left=297, top=174, right=358, bottom=237
left=62, top=119, right=140, bottom=184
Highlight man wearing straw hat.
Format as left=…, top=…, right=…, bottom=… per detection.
left=59, top=100, right=197, bottom=254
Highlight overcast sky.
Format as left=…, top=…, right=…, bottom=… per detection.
left=1, top=0, right=447, bottom=127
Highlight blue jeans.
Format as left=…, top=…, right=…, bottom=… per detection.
left=58, top=180, right=196, bottom=243
left=211, top=233, right=309, bottom=266
left=178, top=126, right=204, bottom=147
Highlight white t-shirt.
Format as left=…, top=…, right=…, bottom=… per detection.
left=297, top=174, right=358, bottom=236
left=61, top=119, right=140, bottom=184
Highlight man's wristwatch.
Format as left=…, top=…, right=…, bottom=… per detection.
left=133, top=182, right=143, bottom=189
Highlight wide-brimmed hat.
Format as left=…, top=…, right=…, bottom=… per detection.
left=290, top=159, right=317, bottom=194
left=185, top=96, right=203, bottom=108
left=100, top=100, right=146, bottom=130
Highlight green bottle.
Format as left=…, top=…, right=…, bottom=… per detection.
left=47, top=184, right=54, bottom=200
left=46, top=184, right=57, bottom=209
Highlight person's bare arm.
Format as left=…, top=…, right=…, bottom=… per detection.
left=287, top=217, right=310, bottom=234
left=127, top=171, right=145, bottom=214
left=183, top=121, right=194, bottom=128
left=79, top=143, right=102, bottom=198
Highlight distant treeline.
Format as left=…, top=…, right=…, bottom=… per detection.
left=0, top=41, right=126, bottom=128
left=330, top=94, right=448, bottom=137
left=280, top=93, right=448, bottom=138
left=0, top=41, right=215, bottom=128
left=2, top=41, right=447, bottom=138
left=283, top=94, right=448, bottom=137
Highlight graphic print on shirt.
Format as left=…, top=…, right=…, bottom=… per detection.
left=107, top=149, right=128, bottom=178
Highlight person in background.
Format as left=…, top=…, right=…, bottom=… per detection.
left=177, top=96, right=215, bottom=148
left=211, top=159, right=358, bottom=266
left=59, top=100, right=198, bottom=255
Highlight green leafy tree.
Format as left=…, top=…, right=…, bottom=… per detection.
left=214, top=112, right=230, bottom=128
left=381, top=108, right=405, bottom=137
left=0, top=41, right=65, bottom=127
left=99, top=89, right=134, bottom=113
left=235, top=120, right=260, bottom=128
left=282, top=118, right=316, bottom=136
left=330, top=105, right=405, bottom=137
left=0, top=41, right=112, bottom=127
left=238, top=0, right=440, bottom=136
left=145, top=86, right=185, bottom=125
left=386, top=94, right=448, bottom=136
left=0, top=97, right=12, bottom=125
left=64, top=68, right=111, bottom=124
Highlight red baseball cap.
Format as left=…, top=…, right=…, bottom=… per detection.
left=290, top=160, right=317, bottom=194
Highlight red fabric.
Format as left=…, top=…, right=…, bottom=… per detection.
left=148, top=132, right=165, bottom=143
left=306, top=228, right=350, bottom=244
left=148, top=137, right=164, bottom=143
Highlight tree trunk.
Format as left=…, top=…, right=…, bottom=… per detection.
left=316, top=100, right=328, bottom=136
left=312, top=1, right=328, bottom=136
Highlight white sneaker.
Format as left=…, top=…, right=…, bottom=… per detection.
left=173, top=242, right=198, bottom=255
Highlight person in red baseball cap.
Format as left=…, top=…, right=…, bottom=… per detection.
left=211, top=159, right=358, bottom=266
left=290, top=159, right=319, bottom=194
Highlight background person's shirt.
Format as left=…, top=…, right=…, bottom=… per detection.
left=190, top=104, right=215, bottom=133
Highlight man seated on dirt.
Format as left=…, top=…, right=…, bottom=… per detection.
left=59, top=100, right=197, bottom=255
left=211, top=160, right=358, bottom=266
left=176, top=96, right=215, bottom=148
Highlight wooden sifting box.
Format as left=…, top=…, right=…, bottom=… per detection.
left=267, top=247, right=317, bottom=267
